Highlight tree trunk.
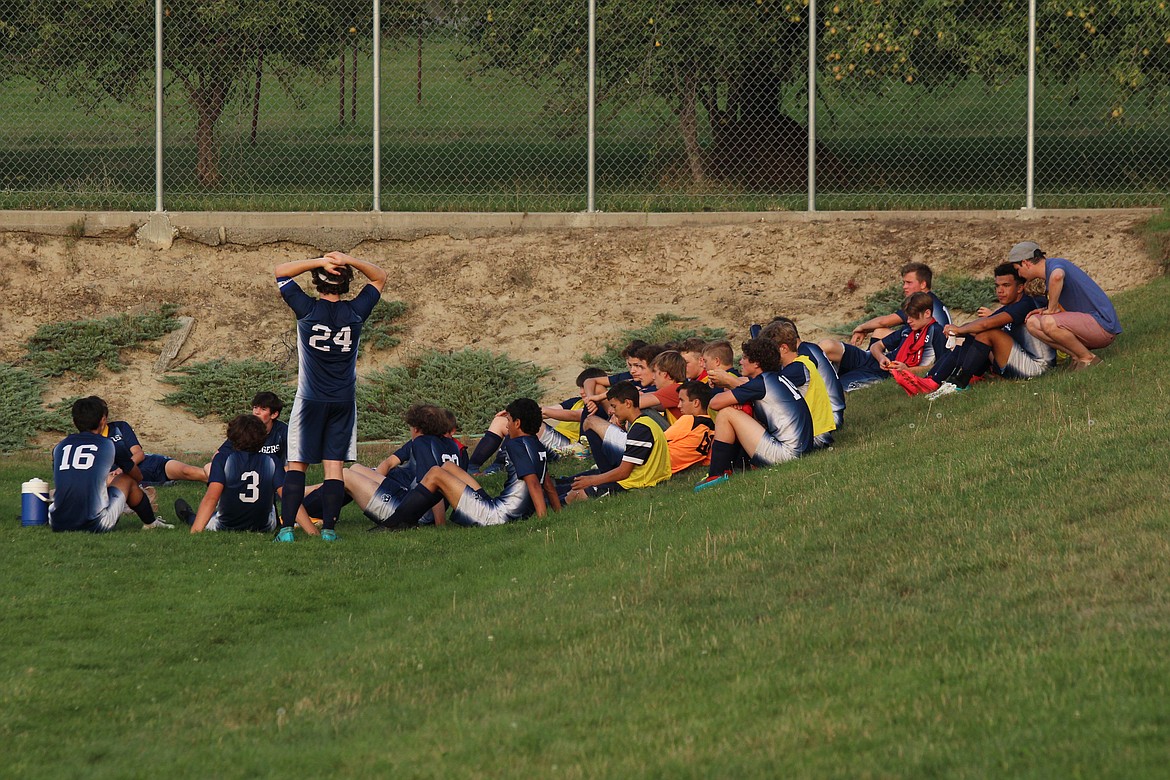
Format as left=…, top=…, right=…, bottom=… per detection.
left=676, top=63, right=704, bottom=185
left=192, top=82, right=229, bottom=189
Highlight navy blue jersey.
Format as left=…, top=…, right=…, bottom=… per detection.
left=798, top=341, right=845, bottom=415
left=780, top=360, right=811, bottom=397
left=104, top=420, right=140, bottom=474
left=49, top=432, right=118, bottom=531
left=730, top=372, right=814, bottom=454
left=996, top=295, right=1043, bottom=349
left=208, top=450, right=284, bottom=532
left=495, top=435, right=550, bottom=521
left=896, top=292, right=951, bottom=328
left=878, top=321, right=948, bottom=370
left=217, top=419, right=288, bottom=470
left=394, top=434, right=463, bottom=484
left=278, top=280, right=380, bottom=402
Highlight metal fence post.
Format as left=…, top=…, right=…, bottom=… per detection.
left=587, top=0, right=597, bottom=213
left=372, top=0, right=382, bottom=212
left=807, top=0, right=816, bottom=212
left=155, top=0, right=164, bottom=213
left=1025, top=0, right=1036, bottom=209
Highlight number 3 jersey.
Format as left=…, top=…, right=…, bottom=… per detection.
left=208, top=449, right=284, bottom=532
left=278, top=278, right=381, bottom=402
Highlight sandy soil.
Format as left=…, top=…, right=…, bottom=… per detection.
left=0, top=212, right=1159, bottom=454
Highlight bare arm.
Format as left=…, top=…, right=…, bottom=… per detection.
left=571, top=460, right=634, bottom=490
left=524, top=474, right=548, bottom=518
left=708, top=389, right=740, bottom=411
left=542, top=473, right=562, bottom=513
left=706, top=368, right=747, bottom=390
left=190, top=483, right=224, bottom=533
left=325, top=251, right=387, bottom=292
left=1042, top=268, right=1064, bottom=314
left=375, top=454, right=402, bottom=477
left=944, top=311, right=1013, bottom=337
left=541, top=406, right=583, bottom=422
left=851, top=312, right=902, bottom=345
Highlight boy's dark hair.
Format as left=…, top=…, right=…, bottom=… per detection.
left=759, top=320, right=799, bottom=351
left=766, top=316, right=801, bottom=340
left=679, top=337, right=708, bottom=355
left=900, top=262, right=933, bottom=288
left=72, top=396, right=108, bottom=432
left=404, top=404, right=448, bottom=437
left=701, top=340, right=734, bottom=367
left=679, top=380, right=714, bottom=411
left=250, top=391, right=284, bottom=415
left=633, top=344, right=665, bottom=364
left=505, top=398, right=543, bottom=435
left=740, top=338, right=782, bottom=373
left=575, top=366, right=607, bottom=387
left=903, top=291, right=935, bottom=319
left=606, top=380, right=640, bottom=407
left=993, top=262, right=1023, bottom=282
left=620, top=339, right=648, bottom=359
left=443, top=408, right=458, bottom=435
left=311, top=264, right=354, bottom=295
left=651, top=350, right=687, bottom=383
left=227, top=414, right=267, bottom=452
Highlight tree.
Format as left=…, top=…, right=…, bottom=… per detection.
left=5, top=0, right=370, bottom=188
left=455, top=0, right=1170, bottom=189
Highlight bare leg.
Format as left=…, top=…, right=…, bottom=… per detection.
left=818, top=339, right=845, bottom=365
left=975, top=329, right=1017, bottom=370
left=165, top=459, right=209, bottom=482
left=713, top=407, right=766, bottom=458
left=1027, top=315, right=1093, bottom=363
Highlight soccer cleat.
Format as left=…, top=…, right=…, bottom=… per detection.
left=273, top=527, right=295, bottom=543
left=694, top=472, right=731, bottom=493
left=142, top=517, right=175, bottom=529
left=321, top=529, right=340, bottom=542
left=925, top=381, right=964, bottom=401
left=173, top=498, right=196, bottom=526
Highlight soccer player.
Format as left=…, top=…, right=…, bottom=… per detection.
left=273, top=251, right=387, bottom=542
left=178, top=415, right=300, bottom=534
left=761, top=316, right=845, bottom=434
left=539, top=367, right=607, bottom=454
left=566, top=381, right=672, bottom=503
left=105, top=417, right=208, bottom=485
left=678, top=337, right=709, bottom=382
left=701, top=340, right=739, bottom=388
left=48, top=396, right=169, bottom=532
left=760, top=320, right=837, bottom=448
left=928, top=263, right=1056, bottom=398
left=373, top=398, right=560, bottom=529
left=664, top=380, right=715, bottom=475
left=1011, top=241, right=1121, bottom=370
left=694, top=339, right=813, bottom=491
left=822, top=292, right=947, bottom=392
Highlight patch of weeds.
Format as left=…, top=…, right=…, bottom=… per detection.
left=23, top=305, right=181, bottom=378
left=0, top=365, right=71, bottom=451
left=583, top=314, right=727, bottom=372
left=358, top=349, right=547, bottom=441
left=362, top=299, right=408, bottom=351
left=162, top=359, right=295, bottom=421
left=1143, top=205, right=1170, bottom=272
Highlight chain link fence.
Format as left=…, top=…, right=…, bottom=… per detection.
left=1, top=1, right=1167, bottom=212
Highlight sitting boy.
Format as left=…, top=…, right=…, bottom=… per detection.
left=566, top=381, right=672, bottom=502
left=678, top=338, right=709, bottom=383
left=179, top=415, right=314, bottom=534
left=664, top=380, right=715, bottom=475
left=694, top=339, right=814, bottom=491
left=539, top=367, right=608, bottom=454
left=49, top=396, right=169, bottom=532
left=823, top=292, right=947, bottom=392
left=700, top=340, right=739, bottom=389
left=928, top=263, right=1056, bottom=398
left=372, top=398, right=560, bottom=529
left=831, top=261, right=951, bottom=348
left=760, top=320, right=837, bottom=448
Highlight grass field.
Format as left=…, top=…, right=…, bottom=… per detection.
left=1, top=32, right=1168, bottom=212
left=2, top=269, right=1168, bottom=775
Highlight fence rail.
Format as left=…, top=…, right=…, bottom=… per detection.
left=1, top=1, right=1167, bottom=213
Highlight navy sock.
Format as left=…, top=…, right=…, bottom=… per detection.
left=386, top=484, right=438, bottom=527
left=320, top=479, right=345, bottom=531
left=469, top=432, right=502, bottom=472
left=302, top=488, right=323, bottom=519
left=130, top=494, right=156, bottom=525
left=281, top=471, right=306, bottom=529
left=708, top=440, right=735, bottom=478
left=955, top=340, right=993, bottom=387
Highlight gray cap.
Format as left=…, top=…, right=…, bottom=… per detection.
left=1007, top=241, right=1043, bottom=263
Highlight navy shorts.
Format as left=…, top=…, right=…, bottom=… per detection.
left=138, top=454, right=172, bottom=485
left=287, top=398, right=358, bottom=464
left=584, top=481, right=625, bottom=499
left=836, top=343, right=887, bottom=392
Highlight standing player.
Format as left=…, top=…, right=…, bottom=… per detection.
left=273, top=251, right=387, bottom=542
left=48, top=396, right=169, bottom=532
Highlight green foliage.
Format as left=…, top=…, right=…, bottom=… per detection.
left=1143, top=204, right=1170, bottom=271
left=162, top=359, right=295, bottom=422
left=582, top=314, right=727, bottom=372
left=361, top=299, right=409, bottom=351
left=0, top=365, right=69, bottom=451
left=357, top=349, right=547, bottom=440
left=22, top=305, right=180, bottom=379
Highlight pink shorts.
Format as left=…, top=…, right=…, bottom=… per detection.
left=1046, top=311, right=1117, bottom=350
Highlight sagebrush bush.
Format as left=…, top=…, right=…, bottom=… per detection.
left=358, top=349, right=547, bottom=441
left=162, top=360, right=295, bottom=421
left=582, top=314, right=727, bottom=371
left=0, top=365, right=70, bottom=451
left=362, top=299, right=409, bottom=351
left=23, top=305, right=181, bottom=378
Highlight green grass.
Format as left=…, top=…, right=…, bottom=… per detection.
left=2, top=270, right=1169, bottom=775
left=1, top=33, right=1168, bottom=211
